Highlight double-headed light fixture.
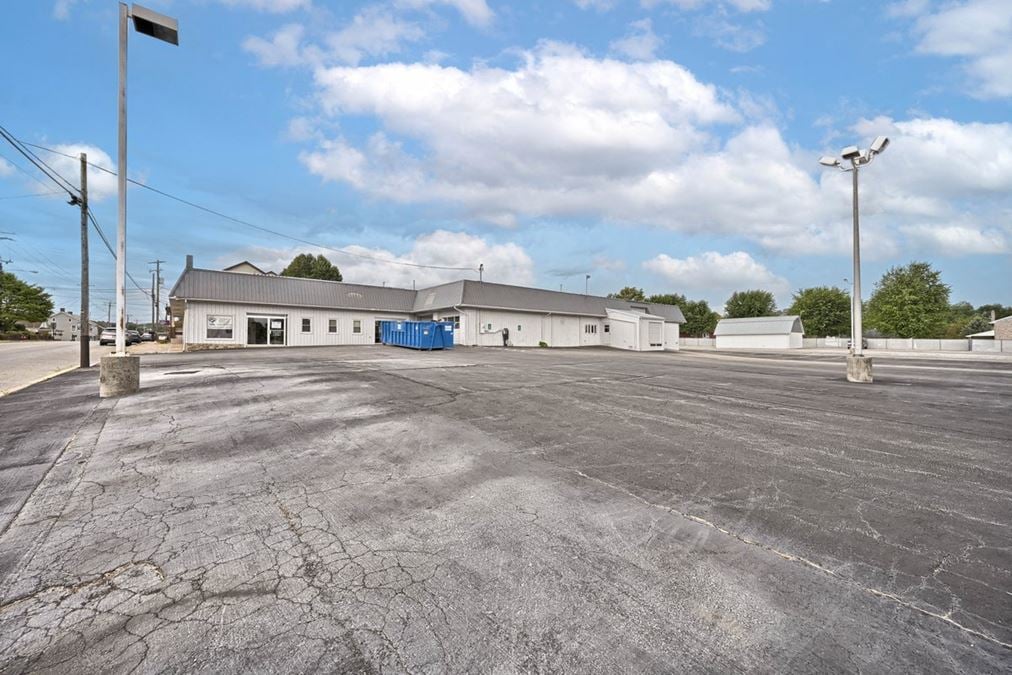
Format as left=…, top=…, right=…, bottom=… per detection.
left=818, top=136, right=890, bottom=382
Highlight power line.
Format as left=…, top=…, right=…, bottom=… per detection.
left=0, top=126, right=79, bottom=198
left=0, top=191, right=63, bottom=201
left=20, top=139, right=478, bottom=273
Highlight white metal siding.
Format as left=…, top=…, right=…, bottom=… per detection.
left=183, top=301, right=409, bottom=347
left=609, top=317, right=638, bottom=350
left=716, top=334, right=794, bottom=349
left=663, top=323, right=679, bottom=351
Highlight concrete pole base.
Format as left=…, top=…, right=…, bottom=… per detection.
left=846, top=355, right=873, bottom=383
left=100, top=354, right=140, bottom=397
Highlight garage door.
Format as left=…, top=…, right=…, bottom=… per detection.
left=648, top=321, right=662, bottom=347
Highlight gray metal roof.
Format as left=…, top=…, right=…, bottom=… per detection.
left=714, top=315, right=804, bottom=336
left=170, top=268, right=417, bottom=312
left=414, top=280, right=685, bottom=322
left=171, top=269, right=686, bottom=322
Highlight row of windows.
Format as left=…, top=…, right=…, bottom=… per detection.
left=206, top=314, right=364, bottom=340
left=302, top=318, right=362, bottom=334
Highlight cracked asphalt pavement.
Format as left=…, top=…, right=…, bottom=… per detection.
left=0, top=346, right=1009, bottom=672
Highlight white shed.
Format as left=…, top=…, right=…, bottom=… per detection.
left=605, top=308, right=667, bottom=351
left=714, top=315, right=805, bottom=350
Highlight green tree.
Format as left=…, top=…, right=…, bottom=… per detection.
left=681, top=299, right=721, bottom=337
left=787, top=286, right=851, bottom=337
left=281, top=253, right=343, bottom=281
left=647, top=293, right=687, bottom=306
left=0, top=272, right=53, bottom=331
left=609, top=286, right=646, bottom=301
left=976, top=303, right=1012, bottom=320
left=645, top=293, right=718, bottom=336
left=962, top=314, right=993, bottom=336
left=865, top=261, right=951, bottom=338
left=724, top=289, right=777, bottom=318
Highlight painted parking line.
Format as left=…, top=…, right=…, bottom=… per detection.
left=681, top=351, right=1012, bottom=376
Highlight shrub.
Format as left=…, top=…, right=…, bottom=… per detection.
left=538, top=341, right=549, bottom=348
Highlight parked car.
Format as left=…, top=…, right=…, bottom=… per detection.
left=141, top=332, right=155, bottom=342
left=99, top=328, right=142, bottom=346
left=847, top=338, right=869, bottom=350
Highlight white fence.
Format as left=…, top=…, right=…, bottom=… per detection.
left=681, top=337, right=1012, bottom=352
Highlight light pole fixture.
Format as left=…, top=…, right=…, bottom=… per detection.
left=101, top=2, right=178, bottom=397
left=819, top=136, right=889, bottom=383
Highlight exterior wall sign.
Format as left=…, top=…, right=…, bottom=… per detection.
left=207, top=315, right=234, bottom=339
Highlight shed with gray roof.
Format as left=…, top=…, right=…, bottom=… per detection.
left=714, top=315, right=805, bottom=350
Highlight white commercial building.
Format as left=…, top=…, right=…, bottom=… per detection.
left=169, top=258, right=685, bottom=351
left=714, top=315, right=805, bottom=350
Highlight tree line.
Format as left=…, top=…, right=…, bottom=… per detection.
left=612, top=261, right=1010, bottom=339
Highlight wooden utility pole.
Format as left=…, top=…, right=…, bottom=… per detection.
left=149, top=259, right=165, bottom=334
left=79, top=153, right=90, bottom=369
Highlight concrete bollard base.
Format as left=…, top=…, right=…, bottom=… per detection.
left=100, top=354, right=140, bottom=398
left=846, top=355, right=873, bottom=383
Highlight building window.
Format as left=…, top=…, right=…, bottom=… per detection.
left=604, top=324, right=610, bottom=333
left=302, top=318, right=311, bottom=333
left=353, top=320, right=362, bottom=334
left=486, top=323, right=492, bottom=330
left=443, top=315, right=460, bottom=329
left=584, top=325, right=598, bottom=334
left=517, top=325, right=522, bottom=331
left=329, top=319, right=337, bottom=333
left=206, top=315, right=234, bottom=340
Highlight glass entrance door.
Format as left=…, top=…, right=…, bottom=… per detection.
left=247, top=316, right=285, bottom=346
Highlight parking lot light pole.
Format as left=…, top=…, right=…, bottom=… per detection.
left=819, top=135, right=889, bottom=383
left=100, top=3, right=178, bottom=397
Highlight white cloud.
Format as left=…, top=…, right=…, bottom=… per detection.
left=899, top=224, right=1008, bottom=255
left=29, top=144, right=117, bottom=202
left=326, top=8, right=425, bottom=66
left=218, top=0, right=311, bottom=12
left=643, top=250, right=789, bottom=305
left=906, top=0, right=1012, bottom=99
left=610, top=19, right=662, bottom=60
left=0, top=157, right=14, bottom=178
left=52, top=0, right=81, bottom=20
left=643, top=0, right=771, bottom=12
left=396, top=0, right=494, bottom=27
left=243, top=24, right=307, bottom=67
left=693, top=11, right=766, bottom=52
left=244, top=8, right=425, bottom=68
left=225, top=230, right=533, bottom=287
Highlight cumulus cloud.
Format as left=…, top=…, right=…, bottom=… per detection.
left=644, top=250, right=788, bottom=297
left=905, top=0, right=1012, bottom=99
left=225, top=231, right=533, bottom=288
left=643, top=0, right=771, bottom=12
left=610, top=19, right=662, bottom=60
left=899, top=224, right=1008, bottom=255
left=243, top=24, right=307, bottom=67
left=218, top=0, right=311, bottom=12
left=396, top=0, right=494, bottom=27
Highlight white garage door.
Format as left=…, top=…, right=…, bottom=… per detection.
left=648, top=322, right=662, bottom=347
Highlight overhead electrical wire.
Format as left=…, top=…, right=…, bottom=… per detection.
left=19, top=139, right=478, bottom=273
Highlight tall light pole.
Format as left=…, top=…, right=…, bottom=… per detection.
left=820, top=135, right=889, bottom=383
left=101, top=3, right=178, bottom=397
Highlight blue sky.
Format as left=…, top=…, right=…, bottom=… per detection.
left=1, top=0, right=1010, bottom=321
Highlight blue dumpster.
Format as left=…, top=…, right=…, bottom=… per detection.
left=380, top=320, right=455, bottom=350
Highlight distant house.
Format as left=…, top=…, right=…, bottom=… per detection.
left=714, top=315, right=805, bottom=350
left=222, top=261, right=276, bottom=276
left=47, top=310, right=100, bottom=341
left=994, top=315, right=1012, bottom=340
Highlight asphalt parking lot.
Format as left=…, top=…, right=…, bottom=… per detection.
left=0, top=346, right=1009, bottom=672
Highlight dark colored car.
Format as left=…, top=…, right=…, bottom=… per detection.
left=847, top=338, right=869, bottom=350
left=126, top=330, right=142, bottom=345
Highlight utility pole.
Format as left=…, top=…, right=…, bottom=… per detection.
left=148, top=259, right=164, bottom=334
left=78, top=153, right=90, bottom=368
left=479, top=263, right=484, bottom=283
left=151, top=270, right=156, bottom=331
left=107, top=301, right=113, bottom=324
left=585, top=274, right=590, bottom=295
